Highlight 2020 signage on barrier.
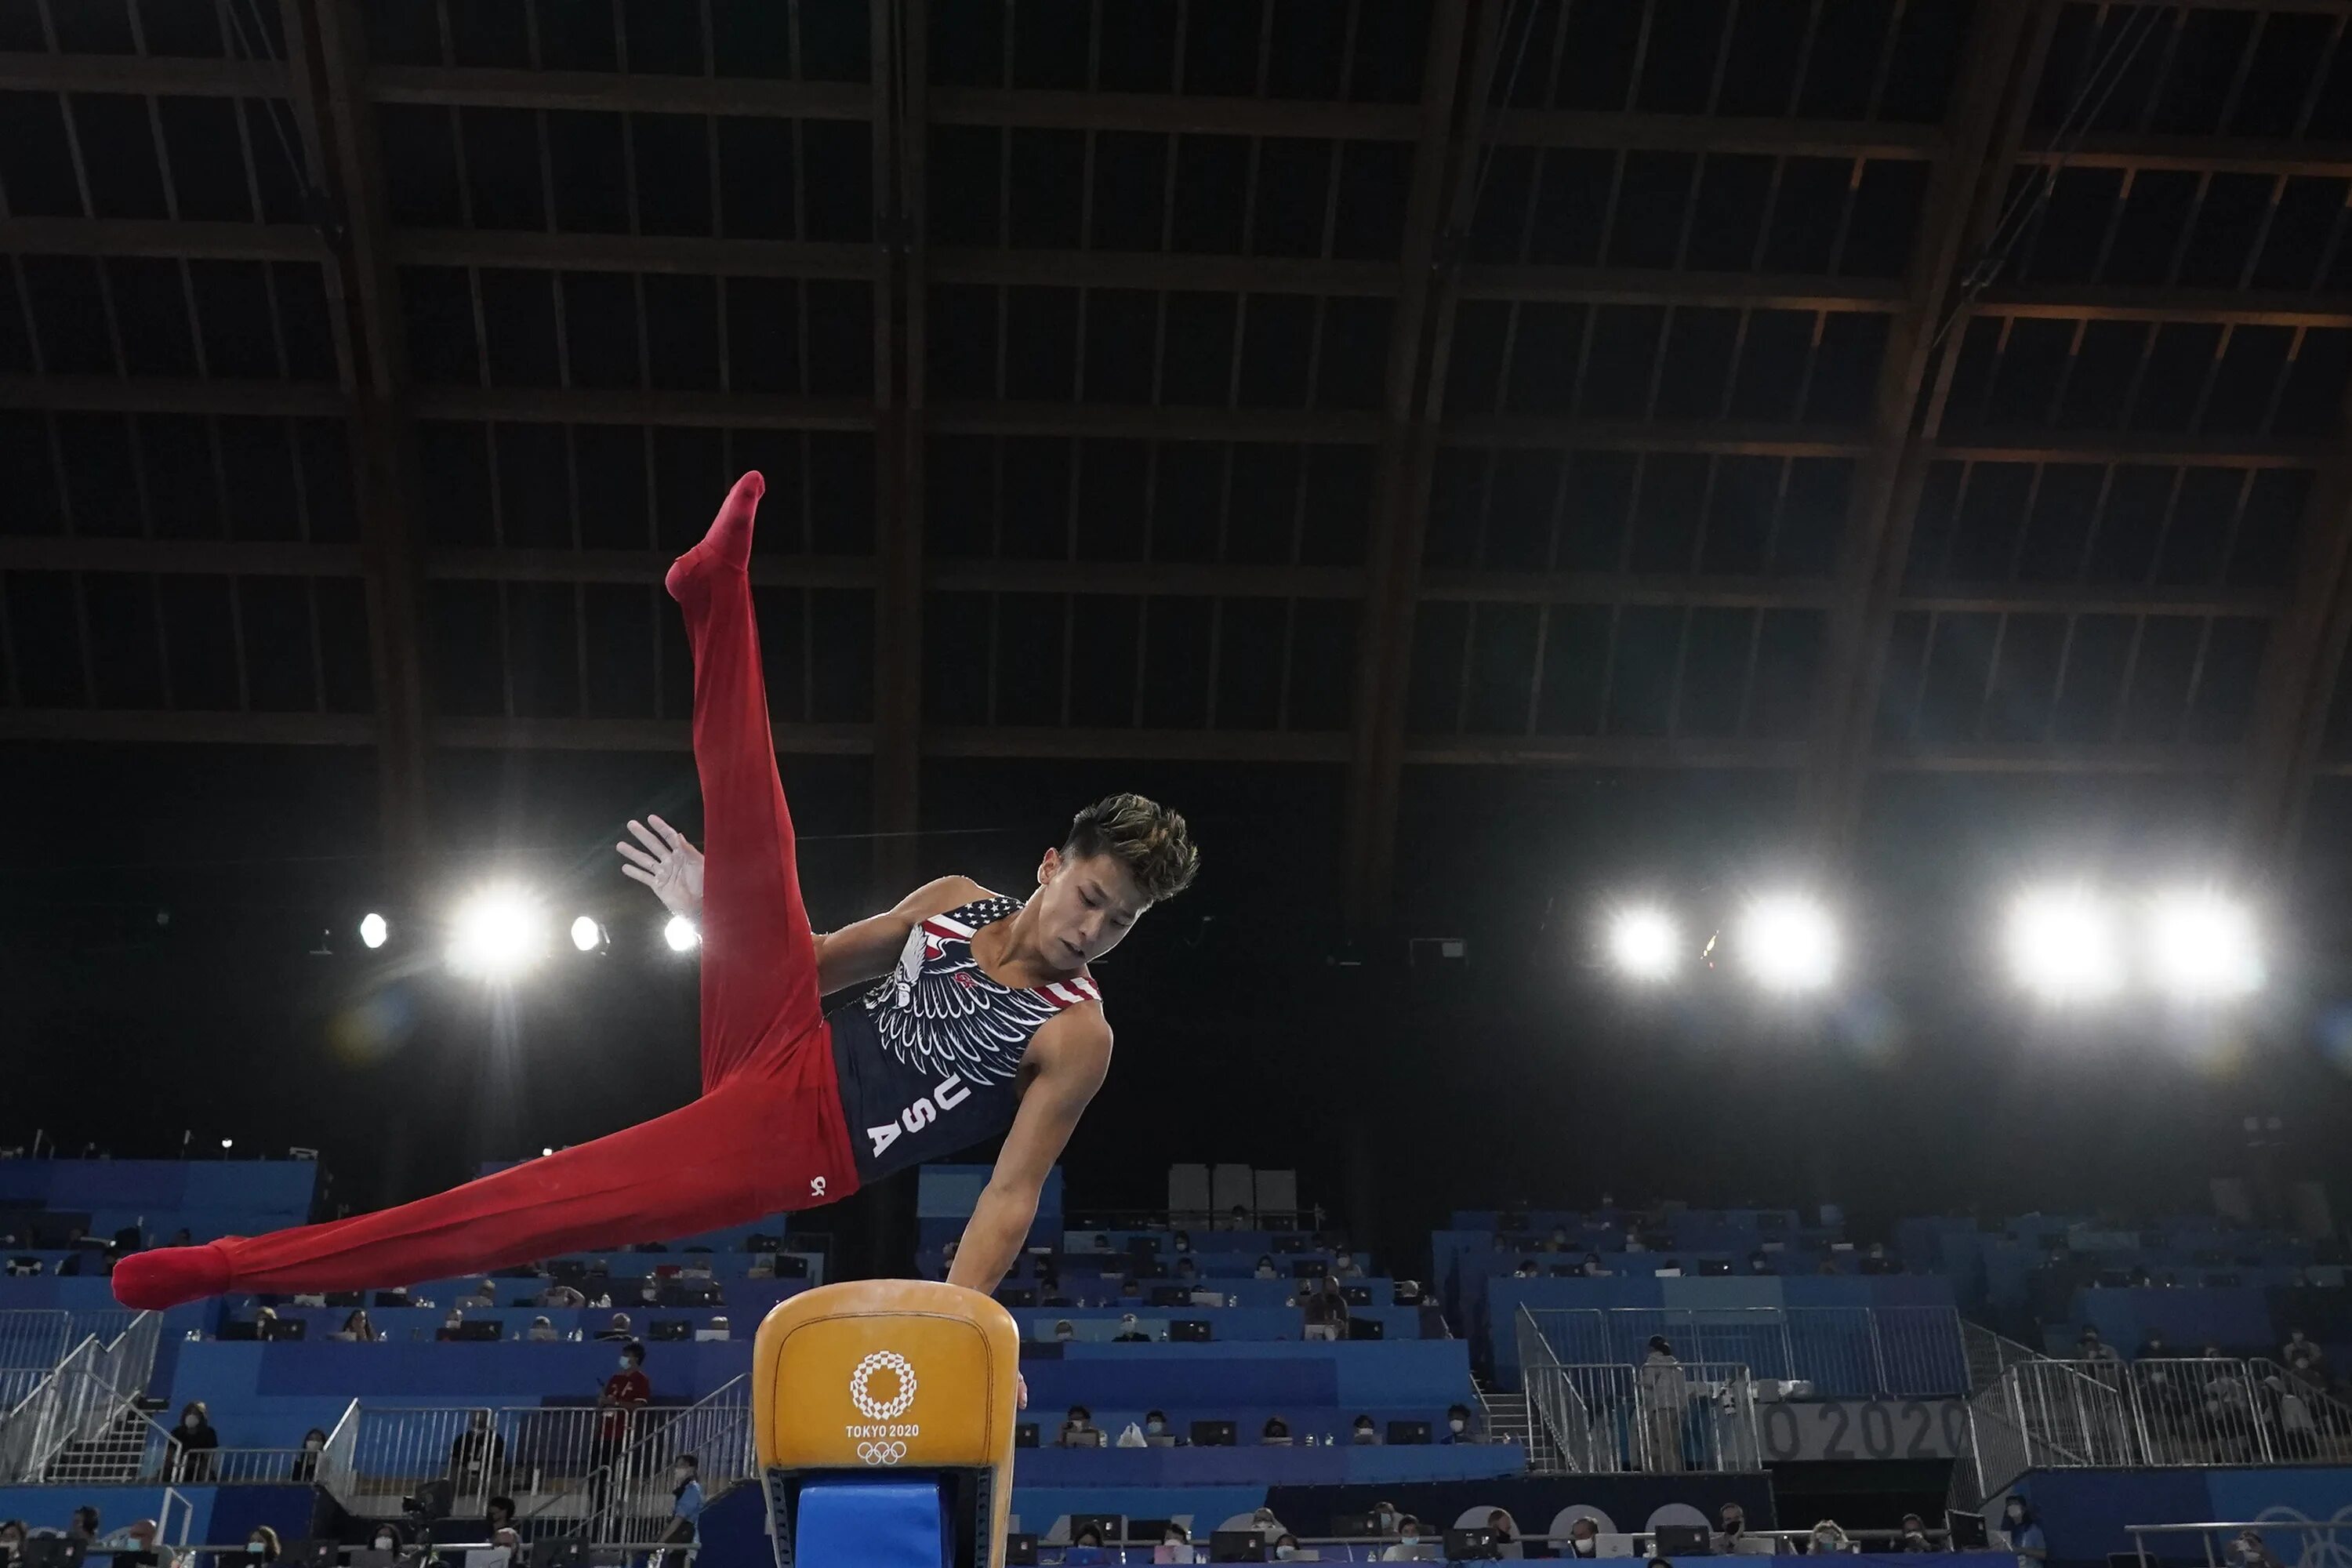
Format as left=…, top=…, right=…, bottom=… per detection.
left=1755, top=1400, right=1967, bottom=1463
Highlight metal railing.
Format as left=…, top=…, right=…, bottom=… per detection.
left=325, top=1377, right=751, bottom=1544
left=0, top=1309, right=142, bottom=1381
left=0, top=1311, right=162, bottom=1483
left=2129, top=1519, right=2352, bottom=1568
left=1514, top=1316, right=1759, bottom=1475
left=1965, top=1354, right=2352, bottom=1497
left=1519, top=1305, right=1968, bottom=1396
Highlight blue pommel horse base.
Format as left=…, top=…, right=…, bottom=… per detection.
left=753, top=1279, right=1022, bottom=1568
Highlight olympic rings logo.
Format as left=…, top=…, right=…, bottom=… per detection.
left=850, top=1350, right=918, bottom=1421
left=857, top=1440, right=909, bottom=1465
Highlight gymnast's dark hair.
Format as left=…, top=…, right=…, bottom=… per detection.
left=1062, top=793, right=1198, bottom=903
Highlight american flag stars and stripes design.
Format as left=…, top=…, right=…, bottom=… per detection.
left=863, top=895, right=1102, bottom=1086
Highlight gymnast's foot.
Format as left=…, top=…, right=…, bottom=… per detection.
left=665, top=470, right=764, bottom=605
left=112, top=1241, right=234, bottom=1310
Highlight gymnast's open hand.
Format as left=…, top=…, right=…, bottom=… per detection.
left=617, top=815, right=705, bottom=919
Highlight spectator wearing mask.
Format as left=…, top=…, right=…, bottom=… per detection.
left=1057, top=1406, right=1102, bottom=1448
left=1052, top=1319, right=1078, bottom=1344
left=1350, top=1414, right=1381, bottom=1445
left=242, top=1527, right=282, bottom=1564
left=450, top=1409, right=507, bottom=1490
left=332, top=1310, right=376, bottom=1343
left=293, top=1428, right=328, bottom=1483
left=2137, top=1328, right=2172, bottom=1363
left=1714, top=1503, right=1749, bottom=1554
left=485, top=1498, right=516, bottom=1536
left=658, top=1454, right=702, bottom=1568
left=457, top=1279, right=499, bottom=1309
left=108, top=1519, right=173, bottom=1567
left=2283, top=1330, right=2326, bottom=1380
left=1068, top=1526, right=1109, bottom=1565
left=437, top=1309, right=465, bottom=1340
left=0, top=1521, right=26, bottom=1567
left=1255, top=1256, right=1279, bottom=1280
left=171, top=1401, right=220, bottom=1483
left=1896, top=1515, right=1933, bottom=1552
left=2078, top=1327, right=2121, bottom=1367
left=1439, top=1403, right=1476, bottom=1443
left=1639, top=1337, right=1690, bottom=1473
left=1301, top=1276, right=1348, bottom=1343
left=536, top=1282, right=586, bottom=1308
left=2000, top=1500, right=2045, bottom=1566
left=1141, top=1410, right=1174, bottom=1446
left=1566, top=1519, right=1602, bottom=1559
left=1171, top=1231, right=1192, bottom=1256
left=2228, top=1531, right=2286, bottom=1568
left=1155, top=1524, right=1193, bottom=1564
left=1261, top=1416, right=1291, bottom=1446
left=1112, top=1314, right=1151, bottom=1343
left=588, top=1344, right=649, bottom=1523
left=1273, top=1535, right=1301, bottom=1562
left=593, top=1313, right=634, bottom=1341
left=526, top=1316, right=560, bottom=1343
left=68, top=1509, right=100, bottom=1545
left=1381, top=1518, right=1431, bottom=1562
left=1488, top=1511, right=1524, bottom=1560
left=1582, top=1252, right=1611, bottom=1278
left=367, top=1526, right=402, bottom=1555
left=1337, top=1255, right=1365, bottom=1279
left=1808, top=1523, right=1853, bottom=1555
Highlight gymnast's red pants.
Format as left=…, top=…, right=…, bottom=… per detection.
left=113, top=472, right=861, bottom=1309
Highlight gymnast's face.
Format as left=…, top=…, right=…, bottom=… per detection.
left=1033, top=848, right=1149, bottom=967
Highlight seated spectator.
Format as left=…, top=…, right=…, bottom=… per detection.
left=68, top=1508, right=100, bottom=1545
left=1747, top=1250, right=1771, bottom=1275
left=1112, top=1313, right=1151, bottom=1343
left=1861, top=1243, right=1895, bottom=1275
left=113, top=1519, right=173, bottom=1568
left=2000, top=1500, right=2044, bottom=1565
left=1254, top=1255, right=1279, bottom=1280
left=1381, top=1517, right=1432, bottom=1562
left=1250, top=1509, right=1286, bottom=1542
left=1053, top=1319, right=1077, bottom=1343
left=1336, top=1254, right=1365, bottom=1279
left=701, top=1316, right=732, bottom=1341
left=1273, top=1534, right=1301, bottom=1562
left=2137, top=1328, right=2172, bottom=1363
left=171, top=1400, right=220, bottom=1483
left=1155, top=1523, right=1193, bottom=1564
left=0, top=1520, right=26, bottom=1566
left=593, top=1312, right=634, bottom=1341
left=1545, top=1227, right=1570, bottom=1253
left=1896, top=1514, right=1932, bottom=1552
left=243, top=1526, right=282, bottom=1564
left=457, top=1279, right=499, bottom=1309
left=536, top=1283, right=586, bottom=1308
left=1301, top=1276, right=1348, bottom=1343
left=2078, top=1327, right=2120, bottom=1368
left=1175, top=1258, right=1200, bottom=1287
left=437, top=1308, right=465, bottom=1338
left=1582, top=1252, right=1610, bottom=1277
left=1714, top=1503, right=1750, bottom=1553
left=1141, top=1410, right=1174, bottom=1446
left=293, top=1428, right=327, bottom=1483
left=2228, top=1531, right=2286, bottom=1568
left=1565, top=1519, right=1601, bottom=1559
left=486, top=1498, right=516, bottom=1534
left=1171, top=1230, right=1192, bottom=1256
left=1487, top=1511, right=1524, bottom=1559
left=1439, top=1403, right=1476, bottom=1443
left=450, top=1409, right=507, bottom=1489
left=1367, top=1504, right=1399, bottom=1538
left=1350, top=1414, right=1380, bottom=1445
left=2284, top=1330, right=2326, bottom=1379
left=1056, top=1406, right=1102, bottom=1448
left=1221, top=1204, right=1250, bottom=1231
left=1069, top=1526, right=1109, bottom=1565
left=330, top=1310, right=376, bottom=1343
left=526, top=1316, right=561, bottom=1342
left=367, top=1526, right=403, bottom=1555
left=1261, top=1415, right=1291, bottom=1445
left=1808, top=1522, right=1853, bottom=1555
left=1512, top=1259, right=1539, bottom=1279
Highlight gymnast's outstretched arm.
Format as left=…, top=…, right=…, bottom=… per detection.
left=947, top=1010, right=1111, bottom=1294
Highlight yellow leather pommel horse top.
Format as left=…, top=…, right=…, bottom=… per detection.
left=754, top=1279, right=1022, bottom=1568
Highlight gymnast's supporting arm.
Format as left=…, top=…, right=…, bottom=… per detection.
left=948, top=1013, right=1111, bottom=1295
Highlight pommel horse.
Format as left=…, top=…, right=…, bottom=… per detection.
left=753, top=1280, right=1021, bottom=1568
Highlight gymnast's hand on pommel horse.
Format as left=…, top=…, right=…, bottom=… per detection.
left=111, top=472, right=1200, bottom=1327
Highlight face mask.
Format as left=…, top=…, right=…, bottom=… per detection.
left=1449, top=1418, right=1465, bottom=1432
left=1276, top=1548, right=1296, bottom=1561
left=1815, top=1536, right=1837, bottom=1548
left=1146, top=1420, right=1164, bottom=1433
left=673, top=1469, right=691, bottom=1485
left=374, top=1540, right=395, bottom=1552
left=618, top=1357, right=633, bottom=1370
left=183, top=1416, right=200, bottom=1428
left=1725, top=1522, right=1742, bottom=1535
left=304, top=1439, right=322, bottom=1450
left=249, top=1544, right=267, bottom=1554
left=1402, top=1537, right=1419, bottom=1548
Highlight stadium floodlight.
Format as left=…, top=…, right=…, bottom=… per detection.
left=2005, top=887, right=2124, bottom=1004
left=571, top=916, right=604, bottom=953
left=359, top=912, right=388, bottom=949
left=1735, top=893, right=1838, bottom=993
left=2147, top=891, right=2263, bottom=1000
left=445, top=884, right=552, bottom=979
left=664, top=915, right=701, bottom=953
left=1606, top=907, right=1682, bottom=981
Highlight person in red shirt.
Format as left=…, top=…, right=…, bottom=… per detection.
left=590, top=1341, right=651, bottom=1527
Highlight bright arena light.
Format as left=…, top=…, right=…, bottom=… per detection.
left=664, top=916, right=700, bottom=953
left=1607, top=907, right=1682, bottom=981
left=571, top=916, right=604, bottom=953
left=2147, top=891, right=2263, bottom=1000
left=358, top=912, right=388, bottom=949
left=1736, top=894, right=1838, bottom=993
left=2005, top=887, right=2124, bottom=1004
left=445, top=884, right=552, bottom=978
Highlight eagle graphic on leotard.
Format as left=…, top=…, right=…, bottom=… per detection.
left=860, top=895, right=1100, bottom=1086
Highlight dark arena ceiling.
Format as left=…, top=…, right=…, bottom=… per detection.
left=7, top=0, right=2352, bottom=941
